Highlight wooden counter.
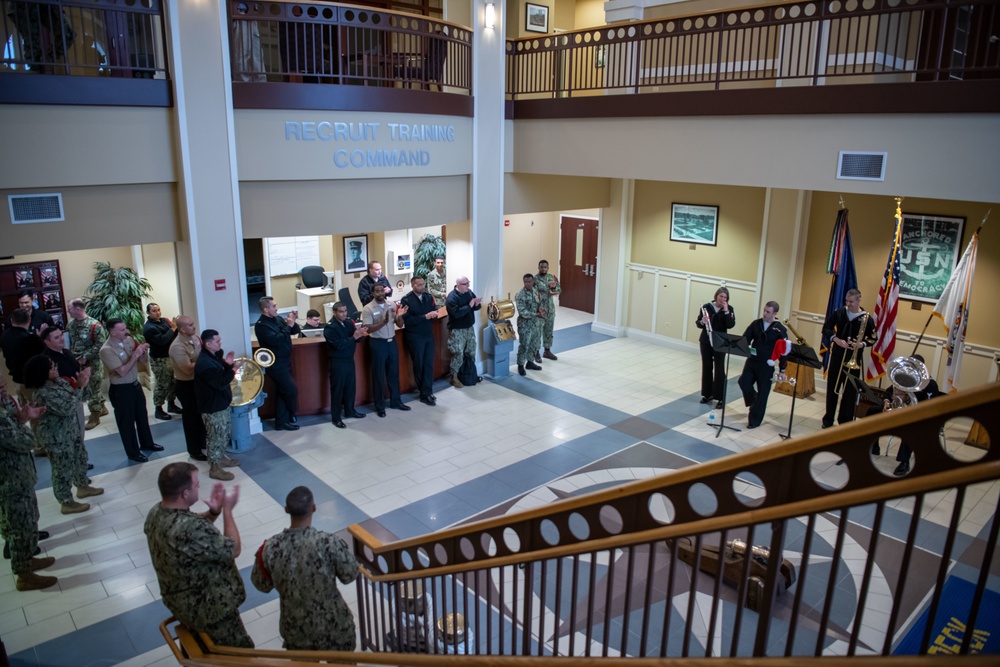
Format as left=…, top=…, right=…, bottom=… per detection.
left=253, top=318, right=451, bottom=418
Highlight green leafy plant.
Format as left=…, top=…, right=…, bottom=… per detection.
left=85, top=262, right=153, bottom=338
left=413, top=234, right=447, bottom=279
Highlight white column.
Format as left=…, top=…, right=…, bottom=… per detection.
left=164, top=0, right=251, bottom=355
left=472, top=0, right=506, bottom=343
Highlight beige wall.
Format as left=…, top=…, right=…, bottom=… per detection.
left=502, top=212, right=559, bottom=296
left=512, top=115, right=1000, bottom=205
left=0, top=106, right=176, bottom=190
left=575, top=0, right=606, bottom=28
left=631, top=180, right=765, bottom=282
left=2, top=184, right=180, bottom=256
left=239, top=177, right=469, bottom=238
left=504, top=173, right=612, bottom=214
left=141, top=243, right=181, bottom=318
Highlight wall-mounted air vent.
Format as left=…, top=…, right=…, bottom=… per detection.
left=837, top=152, right=887, bottom=181
left=8, top=194, right=65, bottom=224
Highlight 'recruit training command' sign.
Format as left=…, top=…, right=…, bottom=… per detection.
left=284, top=120, right=456, bottom=170
left=898, top=212, right=966, bottom=303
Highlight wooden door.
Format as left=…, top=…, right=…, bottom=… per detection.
left=558, top=216, right=598, bottom=313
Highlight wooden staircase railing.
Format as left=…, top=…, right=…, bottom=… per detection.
left=160, top=383, right=1000, bottom=663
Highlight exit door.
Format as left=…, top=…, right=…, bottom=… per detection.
left=558, top=216, right=598, bottom=314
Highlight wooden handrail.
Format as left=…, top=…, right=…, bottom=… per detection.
left=349, top=383, right=999, bottom=568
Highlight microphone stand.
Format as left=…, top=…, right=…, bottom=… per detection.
left=709, top=333, right=751, bottom=438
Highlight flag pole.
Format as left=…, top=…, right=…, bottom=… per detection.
left=910, top=210, right=989, bottom=355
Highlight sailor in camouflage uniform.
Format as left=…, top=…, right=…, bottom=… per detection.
left=514, top=274, right=545, bottom=376
left=143, top=303, right=181, bottom=421
left=0, top=374, right=58, bottom=591
left=23, top=356, right=103, bottom=514
left=251, top=486, right=359, bottom=651
left=145, top=462, right=252, bottom=648
left=66, top=298, right=108, bottom=430
left=194, top=330, right=242, bottom=481
left=444, top=276, right=482, bottom=387
left=425, top=256, right=448, bottom=307
left=533, top=260, right=561, bottom=361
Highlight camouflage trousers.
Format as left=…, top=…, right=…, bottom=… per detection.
left=0, top=482, right=41, bottom=576
left=447, top=328, right=477, bottom=375
left=151, top=357, right=176, bottom=407
left=516, top=318, right=541, bottom=365
left=539, top=306, right=556, bottom=348
left=85, top=364, right=106, bottom=415
left=200, top=609, right=254, bottom=649
left=49, top=441, right=90, bottom=505
left=202, top=410, right=231, bottom=465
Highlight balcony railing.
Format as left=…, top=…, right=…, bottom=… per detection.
left=228, top=0, right=473, bottom=114
left=505, top=0, right=1000, bottom=99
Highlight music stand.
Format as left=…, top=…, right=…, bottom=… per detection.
left=847, top=374, right=884, bottom=420
left=778, top=344, right=822, bottom=440
left=709, top=333, right=751, bottom=438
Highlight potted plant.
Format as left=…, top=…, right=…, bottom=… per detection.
left=413, top=234, right=447, bottom=279
left=85, top=262, right=153, bottom=338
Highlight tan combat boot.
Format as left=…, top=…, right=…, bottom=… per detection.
left=16, top=571, right=58, bottom=591
left=209, top=464, right=234, bottom=481
left=77, top=485, right=105, bottom=499
left=100, top=404, right=109, bottom=416
left=220, top=456, right=240, bottom=468
left=85, top=413, right=101, bottom=430
left=450, top=373, right=463, bottom=388
left=60, top=501, right=91, bottom=515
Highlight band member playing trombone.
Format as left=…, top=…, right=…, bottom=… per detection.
left=822, top=288, right=877, bottom=429
left=738, top=301, right=788, bottom=429
left=696, top=287, right=736, bottom=408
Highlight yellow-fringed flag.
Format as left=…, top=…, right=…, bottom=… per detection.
left=932, top=228, right=980, bottom=393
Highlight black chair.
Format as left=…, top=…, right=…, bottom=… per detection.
left=338, top=287, right=362, bottom=321
left=300, top=265, right=325, bottom=289
left=394, top=32, right=447, bottom=90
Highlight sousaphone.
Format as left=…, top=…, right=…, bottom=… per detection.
left=229, top=348, right=275, bottom=407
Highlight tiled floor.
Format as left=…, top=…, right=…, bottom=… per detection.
left=4, top=307, right=996, bottom=665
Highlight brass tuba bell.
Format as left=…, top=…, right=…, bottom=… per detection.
left=886, top=355, right=930, bottom=410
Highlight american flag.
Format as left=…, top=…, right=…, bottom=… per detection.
left=866, top=201, right=903, bottom=381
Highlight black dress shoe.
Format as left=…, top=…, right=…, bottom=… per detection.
left=154, top=408, right=172, bottom=420
left=38, top=531, right=49, bottom=540
left=167, top=402, right=183, bottom=415
left=893, top=461, right=910, bottom=476
left=347, top=411, right=366, bottom=419
left=716, top=401, right=725, bottom=409
left=129, top=453, right=149, bottom=463
left=278, top=423, right=300, bottom=431
left=700, top=396, right=713, bottom=404
left=332, top=420, right=347, bottom=429
left=419, top=396, right=436, bottom=406
left=141, top=443, right=165, bottom=452
left=871, top=443, right=880, bottom=456
left=377, top=410, right=386, bottom=418
left=190, top=452, right=208, bottom=461
left=391, top=403, right=412, bottom=411
left=429, top=394, right=437, bottom=400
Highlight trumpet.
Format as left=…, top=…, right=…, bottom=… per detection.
left=783, top=319, right=808, bottom=346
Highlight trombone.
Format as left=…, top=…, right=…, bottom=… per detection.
left=835, top=310, right=870, bottom=396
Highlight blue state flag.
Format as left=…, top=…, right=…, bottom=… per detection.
left=821, top=209, right=858, bottom=375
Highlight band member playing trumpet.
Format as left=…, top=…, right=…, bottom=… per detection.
left=696, top=287, right=736, bottom=407
left=822, top=288, right=877, bottom=429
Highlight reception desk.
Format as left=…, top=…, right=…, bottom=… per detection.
left=253, top=318, right=452, bottom=418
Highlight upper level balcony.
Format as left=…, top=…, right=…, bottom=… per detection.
left=1, top=0, right=997, bottom=117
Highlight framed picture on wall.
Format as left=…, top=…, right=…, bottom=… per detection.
left=344, top=234, right=369, bottom=274
left=670, top=203, right=719, bottom=246
left=898, top=212, right=965, bottom=303
left=525, top=3, right=549, bottom=33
